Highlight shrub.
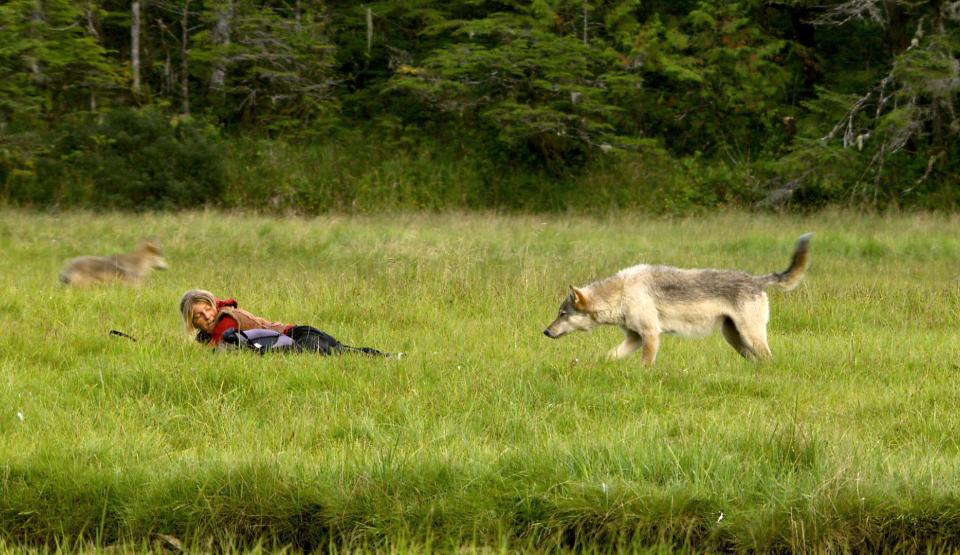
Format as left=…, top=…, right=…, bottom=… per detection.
left=7, top=108, right=226, bottom=210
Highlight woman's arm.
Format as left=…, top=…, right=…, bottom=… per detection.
left=209, top=314, right=240, bottom=345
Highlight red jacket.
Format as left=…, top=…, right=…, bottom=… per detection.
left=208, top=298, right=294, bottom=345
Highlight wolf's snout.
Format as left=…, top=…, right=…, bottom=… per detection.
left=543, top=329, right=554, bottom=338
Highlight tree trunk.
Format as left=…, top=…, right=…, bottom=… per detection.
left=181, top=0, right=191, bottom=115
left=132, top=0, right=142, bottom=99
left=927, top=1, right=948, bottom=149
left=165, top=53, right=172, bottom=94
left=85, top=4, right=99, bottom=38
left=787, top=3, right=820, bottom=89
left=366, top=7, right=373, bottom=57
left=210, top=0, right=233, bottom=92
left=27, top=0, right=43, bottom=78
left=86, top=4, right=101, bottom=110
left=582, top=1, right=588, bottom=45
left=883, top=0, right=909, bottom=53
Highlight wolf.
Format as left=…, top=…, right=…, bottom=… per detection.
left=543, top=233, right=812, bottom=365
left=59, top=240, right=169, bottom=286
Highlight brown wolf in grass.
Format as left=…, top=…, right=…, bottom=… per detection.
left=59, top=241, right=168, bottom=286
left=543, top=233, right=813, bottom=365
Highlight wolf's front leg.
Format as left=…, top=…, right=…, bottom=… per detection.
left=608, top=328, right=642, bottom=360
left=640, top=331, right=660, bottom=366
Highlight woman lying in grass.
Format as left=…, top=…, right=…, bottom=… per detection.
left=179, top=289, right=398, bottom=357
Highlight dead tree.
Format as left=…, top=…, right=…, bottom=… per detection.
left=181, top=0, right=192, bottom=115
left=210, top=0, right=233, bottom=92
left=132, top=0, right=142, bottom=99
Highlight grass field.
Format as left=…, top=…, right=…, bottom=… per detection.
left=1, top=210, right=958, bottom=552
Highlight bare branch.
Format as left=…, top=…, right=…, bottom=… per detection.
left=820, top=91, right=872, bottom=146
left=807, top=0, right=887, bottom=26
left=944, top=1, right=960, bottom=21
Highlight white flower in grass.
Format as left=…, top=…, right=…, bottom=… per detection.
left=717, top=512, right=725, bottom=523
left=16, top=411, right=24, bottom=422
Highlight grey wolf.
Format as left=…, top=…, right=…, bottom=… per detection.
left=543, top=233, right=813, bottom=365
left=59, top=240, right=168, bottom=285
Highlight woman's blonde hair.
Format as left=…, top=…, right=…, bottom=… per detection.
left=179, top=289, right=217, bottom=333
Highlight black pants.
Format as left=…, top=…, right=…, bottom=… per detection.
left=287, top=325, right=387, bottom=357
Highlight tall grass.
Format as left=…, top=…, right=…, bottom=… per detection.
left=0, top=210, right=958, bottom=551
left=219, top=138, right=744, bottom=214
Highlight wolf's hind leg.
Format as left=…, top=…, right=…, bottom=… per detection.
left=736, top=298, right=773, bottom=361
left=722, top=317, right=752, bottom=359
left=608, top=328, right=642, bottom=360
left=741, top=330, right=773, bottom=360
left=728, top=317, right=773, bottom=360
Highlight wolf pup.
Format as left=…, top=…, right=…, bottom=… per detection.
left=60, top=240, right=169, bottom=286
left=544, top=233, right=812, bottom=365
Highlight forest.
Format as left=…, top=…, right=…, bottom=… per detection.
left=4, top=4, right=960, bottom=552
left=1, top=0, right=958, bottom=212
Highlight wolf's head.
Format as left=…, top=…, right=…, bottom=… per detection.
left=140, top=241, right=169, bottom=271
left=543, top=286, right=597, bottom=338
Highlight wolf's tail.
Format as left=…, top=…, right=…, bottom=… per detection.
left=761, top=233, right=813, bottom=291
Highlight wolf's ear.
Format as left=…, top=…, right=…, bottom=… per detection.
left=569, top=285, right=590, bottom=310
left=141, top=239, right=162, bottom=253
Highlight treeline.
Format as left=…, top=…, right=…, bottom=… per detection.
left=1, top=0, right=958, bottom=212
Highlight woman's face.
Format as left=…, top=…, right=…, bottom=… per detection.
left=191, top=301, right=217, bottom=333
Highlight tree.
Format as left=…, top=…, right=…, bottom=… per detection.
left=208, top=0, right=233, bottom=92
left=192, top=1, right=339, bottom=133
left=772, top=0, right=960, bottom=206
left=0, top=0, right=120, bottom=124
left=132, top=0, right=142, bottom=99
left=608, top=1, right=793, bottom=160
left=385, top=3, right=649, bottom=169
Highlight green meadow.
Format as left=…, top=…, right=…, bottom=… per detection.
left=1, top=210, right=959, bottom=552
